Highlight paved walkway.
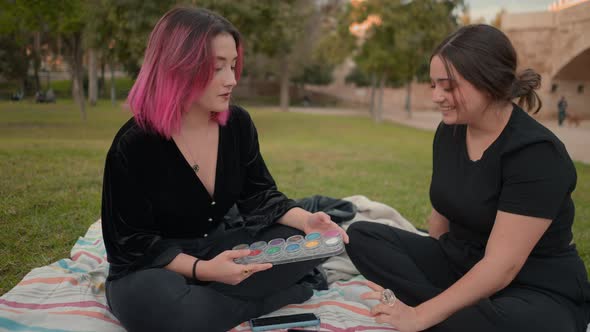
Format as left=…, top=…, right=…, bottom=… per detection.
left=287, top=106, right=590, bottom=164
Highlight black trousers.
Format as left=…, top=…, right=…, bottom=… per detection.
left=106, top=224, right=321, bottom=332
left=346, top=221, right=583, bottom=332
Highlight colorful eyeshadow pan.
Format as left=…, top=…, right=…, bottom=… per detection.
left=265, top=247, right=281, bottom=256
left=286, top=235, right=304, bottom=243
left=304, top=240, right=320, bottom=249
left=325, top=237, right=341, bottom=246
left=232, top=244, right=249, bottom=250
left=250, top=241, right=267, bottom=250
left=268, top=238, right=285, bottom=247
left=285, top=243, right=301, bottom=253
left=305, top=233, right=321, bottom=241
left=323, top=230, right=340, bottom=238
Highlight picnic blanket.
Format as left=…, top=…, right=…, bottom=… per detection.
left=0, top=195, right=418, bottom=332
left=6, top=195, right=581, bottom=332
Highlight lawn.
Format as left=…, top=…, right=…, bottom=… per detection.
left=1, top=100, right=589, bottom=295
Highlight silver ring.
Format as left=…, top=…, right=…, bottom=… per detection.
left=381, top=288, right=397, bottom=307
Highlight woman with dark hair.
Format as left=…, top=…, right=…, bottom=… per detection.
left=346, top=24, right=590, bottom=332
left=101, top=7, right=347, bottom=332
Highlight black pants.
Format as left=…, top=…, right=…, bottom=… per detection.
left=106, top=224, right=321, bottom=332
left=346, top=221, right=583, bottom=332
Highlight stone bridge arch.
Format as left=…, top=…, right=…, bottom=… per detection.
left=553, top=47, right=590, bottom=80
left=551, top=1, right=590, bottom=80
left=503, top=0, right=590, bottom=118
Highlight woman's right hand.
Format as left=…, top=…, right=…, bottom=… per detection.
left=196, top=249, right=273, bottom=285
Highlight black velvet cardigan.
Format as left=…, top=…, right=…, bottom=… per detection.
left=101, top=105, right=298, bottom=280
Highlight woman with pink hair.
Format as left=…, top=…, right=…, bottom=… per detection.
left=101, top=7, right=347, bottom=331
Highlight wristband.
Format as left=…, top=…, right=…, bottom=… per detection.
left=192, top=258, right=200, bottom=280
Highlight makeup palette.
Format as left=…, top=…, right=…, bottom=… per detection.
left=233, top=230, right=345, bottom=265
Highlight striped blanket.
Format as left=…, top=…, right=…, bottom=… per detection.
left=0, top=221, right=122, bottom=332
left=1, top=195, right=420, bottom=332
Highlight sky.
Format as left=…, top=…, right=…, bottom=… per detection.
left=466, top=0, right=555, bottom=22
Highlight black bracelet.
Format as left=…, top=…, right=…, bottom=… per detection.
left=192, top=258, right=200, bottom=280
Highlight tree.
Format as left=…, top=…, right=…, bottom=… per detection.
left=0, top=3, right=29, bottom=94
left=201, top=0, right=316, bottom=111
left=96, top=1, right=328, bottom=111
left=391, top=0, right=462, bottom=118
left=84, top=0, right=104, bottom=106
left=345, top=66, right=372, bottom=87
left=292, top=63, right=334, bottom=86
left=108, top=0, right=175, bottom=78
left=491, top=8, right=507, bottom=28
left=347, top=0, right=463, bottom=121
left=312, top=0, right=357, bottom=68
left=246, top=0, right=314, bottom=112
left=1, top=0, right=90, bottom=118
left=52, top=1, right=88, bottom=119
left=0, top=35, right=29, bottom=94
left=83, top=0, right=126, bottom=106
left=0, top=0, right=53, bottom=95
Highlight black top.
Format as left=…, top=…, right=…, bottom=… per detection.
left=101, top=105, right=298, bottom=280
left=431, top=104, right=576, bottom=254
left=430, top=104, right=590, bottom=306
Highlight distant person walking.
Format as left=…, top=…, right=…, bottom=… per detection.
left=558, top=96, right=568, bottom=126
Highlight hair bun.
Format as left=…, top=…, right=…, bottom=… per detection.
left=511, top=69, right=542, bottom=113
left=512, top=69, right=541, bottom=96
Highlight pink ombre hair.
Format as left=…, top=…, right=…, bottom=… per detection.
left=127, top=7, right=243, bottom=138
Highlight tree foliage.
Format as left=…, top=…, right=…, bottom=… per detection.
left=491, top=8, right=507, bottom=28
left=345, top=66, right=371, bottom=87
left=312, top=2, right=358, bottom=67
left=200, top=0, right=315, bottom=110
left=0, top=1, right=466, bottom=113
left=321, top=0, right=464, bottom=120
left=354, top=0, right=462, bottom=85
left=292, top=63, right=334, bottom=85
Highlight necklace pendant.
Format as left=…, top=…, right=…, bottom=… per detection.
left=191, top=164, right=200, bottom=173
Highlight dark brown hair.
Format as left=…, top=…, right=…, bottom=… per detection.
left=431, top=24, right=542, bottom=114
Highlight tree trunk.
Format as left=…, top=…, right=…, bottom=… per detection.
left=100, top=58, right=105, bottom=98
left=57, top=34, right=62, bottom=58
left=68, top=32, right=86, bottom=120
left=20, top=78, right=26, bottom=97
left=47, top=71, right=51, bottom=89
left=405, top=78, right=413, bottom=118
left=88, top=48, right=98, bottom=106
left=369, top=72, right=377, bottom=117
left=279, top=56, right=290, bottom=112
left=33, top=31, right=41, bottom=92
left=110, top=59, right=116, bottom=106
left=375, top=75, right=385, bottom=123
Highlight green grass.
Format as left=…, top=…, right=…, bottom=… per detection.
left=0, top=77, right=134, bottom=101
left=1, top=100, right=589, bottom=295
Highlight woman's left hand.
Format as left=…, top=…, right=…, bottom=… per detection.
left=303, top=212, right=349, bottom=243
left=361, top=280, right=423, bottom=332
